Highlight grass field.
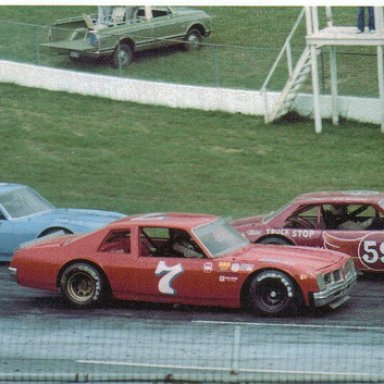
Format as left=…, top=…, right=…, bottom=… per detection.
left=1, top=82, right=382, bottom=220
left=0, top=6, right=380, bottom=95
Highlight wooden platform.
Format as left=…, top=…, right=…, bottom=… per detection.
left=307, top=26, right=384, bottom=46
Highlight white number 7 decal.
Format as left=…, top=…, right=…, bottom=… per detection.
left=155, top=261, right=184, bottom=295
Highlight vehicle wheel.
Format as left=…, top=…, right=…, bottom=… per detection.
left=247, top=270, right=300, bottom=316
left=112, top=43, right=133, bottom=68
left=60, top=263, right=106, bottom=308
left=259, top=237, right=290, bottom=245
left=184, top=29, right=202, bottom=51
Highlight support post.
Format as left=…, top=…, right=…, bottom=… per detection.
left=325, top=7, right=333, bottom=27
left=310, top=44, right=322, bottom=133
left=377, top=45, right=384, bottom=133
left=329, top=46, right=339, bottom=125
left=374, top=7, right=384, bottom=132
left=306, top=7, right=322, bottom=133
left=374, top=7, right=384, bottom=34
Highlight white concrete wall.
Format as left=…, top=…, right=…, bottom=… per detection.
left=0, top=60, right=381, bottom=125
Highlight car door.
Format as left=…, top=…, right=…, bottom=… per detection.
left=283, top=205, right=324, bottom=247
left=150, top=7, right=183, bottom=46
left=321, top=204, right=384, bottom=272
left=130, top=226, right=226, bottom=305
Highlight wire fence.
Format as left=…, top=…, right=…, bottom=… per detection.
left=0, top=19, right=282, bottom=91
left=0, top=18, right=379, bottom=98
left=1, top=317, right=384, bottom=383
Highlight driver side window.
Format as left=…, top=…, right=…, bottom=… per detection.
left=139, top=227, right=203, bottom=259
left=322, top=204, right=378, bottom=230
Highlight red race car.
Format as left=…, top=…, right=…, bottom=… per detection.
left=233, top=191, right=384, bottom=273
left=10, top=212, right=356, bottom=316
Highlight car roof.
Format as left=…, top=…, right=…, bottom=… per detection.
left=0, top=183, right=26, bottom=195
left=293, top=191, right=384, bottom=205
left=109, top=212, right=218, bottom=230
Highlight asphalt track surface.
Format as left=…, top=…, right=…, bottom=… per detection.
left=1, top=263, right=384, bottom=383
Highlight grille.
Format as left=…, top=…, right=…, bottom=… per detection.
left=324, top=269, right=343, bottom=285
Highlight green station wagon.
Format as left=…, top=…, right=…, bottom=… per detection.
left=42, top=6, right=211, bottom=67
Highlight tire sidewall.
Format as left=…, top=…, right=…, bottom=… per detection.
left=112, top=43, right=133, bottom=68
left=185, top=29, right=202, bottom=51
left=60, top=263, right=103, bottom=308
left=259, top=237, right=290, bottom=246
left=248, top=270, right=297, bottom=316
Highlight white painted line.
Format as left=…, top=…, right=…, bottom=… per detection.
left=192, top=320, right=384, bottom=332
left=76, top=360, right=376, bottom=378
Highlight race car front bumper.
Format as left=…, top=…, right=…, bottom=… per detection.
left=312, top=269, right=357, bottom=308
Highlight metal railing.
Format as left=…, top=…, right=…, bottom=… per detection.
left=260, top=8, right=306, bottom=120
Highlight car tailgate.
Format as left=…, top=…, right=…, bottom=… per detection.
left=41, top=39, right=94, bottom=52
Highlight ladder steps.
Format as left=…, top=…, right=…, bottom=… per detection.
left=266, top=47, right=312, bottom=123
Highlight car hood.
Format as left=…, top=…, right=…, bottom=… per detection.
left=35, top=208, right=125, bottom=229
left=229, top=244, right=346, bottom=273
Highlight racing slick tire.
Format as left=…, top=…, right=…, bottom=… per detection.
left=60, top=263, right=107, bottom=308
left=247, top=270, right=301, bottom=316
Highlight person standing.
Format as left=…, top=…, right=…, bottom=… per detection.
left=357, top=6, right=375, bottom=33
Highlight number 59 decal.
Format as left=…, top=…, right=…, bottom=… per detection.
left=155, top=261, right=184, bottom=295
left=358, top=236, right=384, bottom=271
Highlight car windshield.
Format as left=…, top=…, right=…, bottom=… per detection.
left=0, top=187, right=54, bottom=219
left=262, top=202, right=291, bottom=223
left=193, top=218, right=250, bottom=258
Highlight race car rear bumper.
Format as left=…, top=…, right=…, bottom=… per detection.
left=312, top=270, right=357, bottom=308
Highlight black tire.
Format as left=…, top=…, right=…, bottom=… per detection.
left=247, top=270, right=300, bottom=316
left=60, top=263, right=106, bottom=308
left=112, top=43, right=133, bottom=68
left=259, top=237, right=290, bottom=245
left=184, top=29, right=202, bottom=51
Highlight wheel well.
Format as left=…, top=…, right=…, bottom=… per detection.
left=188, top=24, right=206, bottom=36
left=240, top=268, right=303, bottom=309
left=56, top=259, right=111, bottom=294
left=256, top=235, right=294, bottom=245
left=38, top=227, right=72, bottom=238
left=117, top=38, right=135, bottom=51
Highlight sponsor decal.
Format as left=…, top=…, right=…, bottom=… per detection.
left=246, top=229, right=262, bottom=236
left=219, top=275, right=238, bottom=283
left=231, top=263, right=254, bottom=272
left=266, top=228, right=315, bottom=239
left=203, top=262, right=213, bottom=273
left=218, top=261, right=231, bottom=271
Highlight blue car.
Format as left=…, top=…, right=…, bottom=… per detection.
left=0, top=183, right=126, bottom=261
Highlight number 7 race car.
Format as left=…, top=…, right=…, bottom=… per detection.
left=232, top=191, right=384, bottom=273
left=10, top=212, right=356, bottom=316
